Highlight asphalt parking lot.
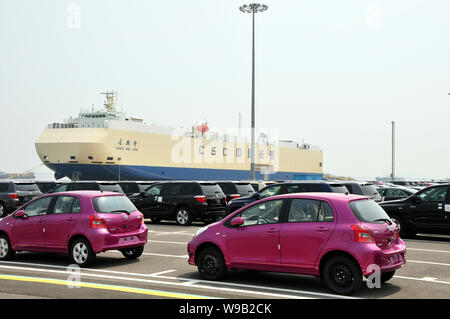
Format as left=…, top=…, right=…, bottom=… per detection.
left=0, top=220, right=449, bottom=299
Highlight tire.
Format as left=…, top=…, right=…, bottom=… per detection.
left=390, top=214, right=415, bottom=238
left=381, top=271, right=396, bottom=283
left=322, top=256, right=363, bottom=295
left=70, top=238, right=95, bottom=267
left=0, top=234, right=15, bottom=261
left=175, top=207, right=192, bottom=226
left=0, top=202, right=6, bottom=218
left=197, top=247, right=227, bottom=281
left=121, top=246, right=144, bottom=260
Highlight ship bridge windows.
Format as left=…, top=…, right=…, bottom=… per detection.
left=107, top=157, right=113, bottom=161
left=70, top=156, right=76, bottom=160
left=88, top=156, right=94, bottom=160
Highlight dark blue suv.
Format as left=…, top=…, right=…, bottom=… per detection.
left=225, top=181, right=349, bottom=215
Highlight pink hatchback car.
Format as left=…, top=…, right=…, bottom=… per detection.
left=0, top=191, right=148, bottom=267
left=188, top=193, right=406, bottom=295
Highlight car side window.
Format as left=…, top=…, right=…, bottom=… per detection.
left=258, top=186, right=281, bottom=199
left=417, top=187, right=447, bottom=202
left=145, top=185, right=162, bottom=196
left=53, top=196, right=80, bottom=214
left=167, top=184, right=182, bottom=196
left=288, top=199, right=334, bottom=222
left=236, top=200, right=284, bottom=226
left=23, top=197, right=53, bottom=217
left=0, top=183, right=9, bottom=192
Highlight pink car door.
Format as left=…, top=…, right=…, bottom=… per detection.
left=280, top=198, right=336, bottom=271
left=45, top=196, right=81, bottom=250
left=12, top=196, right=54, bottom=250
left=227, top=199, right=285, bottom=270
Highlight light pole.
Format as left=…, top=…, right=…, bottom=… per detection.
left=239, top=3, right=268, bottom=180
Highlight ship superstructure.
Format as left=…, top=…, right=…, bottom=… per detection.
left=35, top=92, right=323, bottom=181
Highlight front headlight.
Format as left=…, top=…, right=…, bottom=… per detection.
left=194, top=226, right=209, bottom=238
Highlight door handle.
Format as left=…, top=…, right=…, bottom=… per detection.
left=38, top=219, right=45, bottom=223
left=267, top=229, right=279, bottom=234
left=438, top=204, right=443, bottom=210
left=67, top=217, right=75, bottom=221
left=315, top=227, right=329, bottom=232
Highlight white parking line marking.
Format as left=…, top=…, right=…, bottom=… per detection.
left=143, top=253, right=188, bottom=258
left=421, top=277, right=437, bottom=281
left=148, top=270, right=177, bottom=277
left=0, top=261, right=356, bottom=299
left=408, top=260, right=450, bottom=267
left=394, top=275, right=450, bottom=285
left=407, top=248, right=450, bottom=254
left=150, top=274, right=359, bottom=299
left=148, top=240, right=187, bottom=245
left=0, top=264, right=315, bottom=299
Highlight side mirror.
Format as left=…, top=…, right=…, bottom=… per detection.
left=230, top=217, right=244, bottom=226
left=14, top=210, right=25, bottom=218
left=253, top=193, right=261, bottom=200
left=140, top=191, right=147, bottom=197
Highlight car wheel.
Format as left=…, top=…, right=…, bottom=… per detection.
left=197, top=247, right=227, bottom=281
left=0, top=202, right=6, bottom=218
left=322, top=256, right=363, bottom=295
left=390, top=214, right=415, bottom=238
left=381, top=271, right=396, bottom=283
left=0, top=234, right=15, bottom=261
left=121, top=246, right=144, bottom=259
left=175, top=207, right=192, bottom=226
left=70, top=238, right=95, bottom=267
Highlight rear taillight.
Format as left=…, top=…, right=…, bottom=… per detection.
left=230, top=194, right=240, bottom=199
left=138, top=213, right=144, bottom=225
left=89, top=215, right=106, bottom=229
left=194, top=195, right=207, bottom=203
left=351, top=225, right=375, bottom=243
left=8, top=193, right=19, bottom=199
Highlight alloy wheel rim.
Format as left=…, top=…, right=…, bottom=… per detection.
left=0, top=205, right=4, bottom=217
left=0, top=238, right=8, bottom=258
left=73, top=242, right=88, bottom=264
left=176, top=210, right=189, bottom=224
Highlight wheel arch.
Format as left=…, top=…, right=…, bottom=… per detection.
left=194, top=241, right=227, bottom=266
left=318, top=249, right=362, bottom=278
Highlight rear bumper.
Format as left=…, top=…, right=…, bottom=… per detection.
left=354, top=243, right=407, bottom=276
left=89, top=226, right=148, bottom=253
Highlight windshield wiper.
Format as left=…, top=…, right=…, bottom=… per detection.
left=374, top=218, right=392, bottom=225
left=109, top=209, right=131, bottom=215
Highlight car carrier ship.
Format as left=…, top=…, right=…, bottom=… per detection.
left=35, top=92, right=324, bottom=181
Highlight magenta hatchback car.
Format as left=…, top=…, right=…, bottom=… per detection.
left=188, top=193, right=406, bottom=295
left=0, top=191, right=148, bottom=267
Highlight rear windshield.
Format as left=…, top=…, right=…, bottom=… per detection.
left=92, top=195, right=137, bottom=214
left=329, top=184, right=348, bottom=193
left=361, top=184, right=381, bottom=197
left=99, top=184, right=124, bottom=193
left=235, top=184, right=255, bottom=195
left=349, top=199, right=391, bottom=224
left=15, top=183, right=41, bottom=192
left=200, top=183, right=223, bottom=196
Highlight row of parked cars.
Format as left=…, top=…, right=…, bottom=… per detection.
left=1, top=179, right=449, bottom=236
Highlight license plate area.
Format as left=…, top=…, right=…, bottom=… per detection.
left=118, top=236, right=138, bottom=244
left=389, top=253, right=404, bottom=265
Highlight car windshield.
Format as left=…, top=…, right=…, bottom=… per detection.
left=329, top=184, right=348, bottom=193
left=15, top=183, right=41, bottom=192
left=349, top=199, right=391, bottom=223
left=92, top=195, right=137, bottom=213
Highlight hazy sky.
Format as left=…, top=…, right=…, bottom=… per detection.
left=1, top=0, right=450, bottom=180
